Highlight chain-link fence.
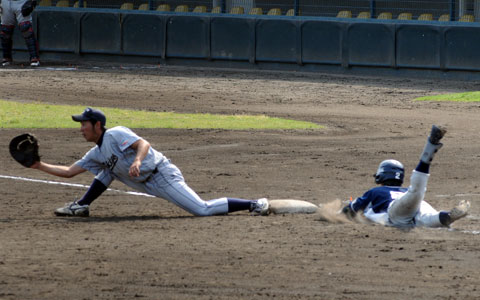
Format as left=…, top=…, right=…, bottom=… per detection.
left=39, top=0, right=480, bottom=21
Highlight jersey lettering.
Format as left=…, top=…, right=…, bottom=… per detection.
left=104, top=154, right=118, bottom=171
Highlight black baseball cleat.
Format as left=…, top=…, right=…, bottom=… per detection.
left=420, top=125, right=446, bottom=164
left=428, top=125, right=447, bottom=145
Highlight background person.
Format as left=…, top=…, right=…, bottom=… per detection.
left=0, top=0, right=40, bottom=66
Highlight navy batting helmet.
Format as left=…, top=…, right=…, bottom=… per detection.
left=374, top=159, right=404, bottom=185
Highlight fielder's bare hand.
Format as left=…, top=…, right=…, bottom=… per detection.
left=129, top=160, right=142, bottom=177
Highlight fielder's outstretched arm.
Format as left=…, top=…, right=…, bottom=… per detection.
left=128, top=139, right=150, bottom=177
left=31, top=161, right=87, bottom=178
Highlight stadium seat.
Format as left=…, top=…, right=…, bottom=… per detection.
left=156, top=4, right=170, bottom=11
left=38, top=0, right=52, bottom=6
left=397, top=12, right=412, bottom=20
left=193, top=5, right=207, bottom=13
left=438, top=14, right=450, bottom=21
left=73, top=0, right=86, bottom=7
left=229, top=6, right=244, bottom=14
left=286, top=8, right=301, bottom=16
left=336, top=10, right=352, bottom=18
left=459, top=14, right=475, bottom=22
left=120, top=2, right=134, bottom=10
left=248, top=7, right=262, bottom=15
left=211, top=6, right=221, bottom=13
left=417, top=13, right=433, bottom=21
left=377, top=12, right=392, bottom=19
left=138, top=3, right=148, bottom=10
left=357, top=11, right=371, bottom=19
left=267, top=8, right=281, bottom=15
left=174, top=5, right=188, bottom=12
left=56, top=0, right=69, bottom=7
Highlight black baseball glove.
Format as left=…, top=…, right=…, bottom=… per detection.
left=21, top=0, right=37, bottom=17
left=9, top=133, right=41, bottom=168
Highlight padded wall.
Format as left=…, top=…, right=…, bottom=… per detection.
left=396, top=24, right=441, bottom=68
left=122, top=13, right=165, bottom=56
left=12, top=29, right=27, bottom=51
left=302, top=20, right=344, bottom=64
left=4, top=8, right=480, bottom=76
left=210, top=17, right=254, bottom=61
left=444, top=26, right=480, bottom=70
left=81, top=12, right=121, bottom=53
left=347, top=22, right=395, bottom=67
left=166, top=15, right=209, bottom=58
left=256, top=19, right=297, bottom=62
left=37, top=10, right=79, bottom=52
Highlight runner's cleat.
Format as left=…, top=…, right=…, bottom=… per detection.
left=428, top=125, right=447, bottom=145
left=421, top=125, right=447, bottom=164
left=447, top=200, right=470, bottom=225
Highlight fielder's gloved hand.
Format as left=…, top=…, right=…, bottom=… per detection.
left=9, top=133, right=41, bottom=168
left=21, top=0, right=37, bottom=17
left=341, top=203, right=356, bottom=220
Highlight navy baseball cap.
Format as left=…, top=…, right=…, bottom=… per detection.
left=72, top=107, right=106, bottom=126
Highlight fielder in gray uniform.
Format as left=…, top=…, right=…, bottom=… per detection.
left=0, top=0, right=40, bottom=66
left=30, top=107, right=269, bottom=217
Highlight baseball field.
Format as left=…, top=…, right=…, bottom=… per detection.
left=1, top=65, right=479, bottom=299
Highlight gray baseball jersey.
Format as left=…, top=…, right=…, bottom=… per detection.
left=75, top=126, right=229, bottom=216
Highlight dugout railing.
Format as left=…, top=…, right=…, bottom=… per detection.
left=3, top=6, right=480, bottom=79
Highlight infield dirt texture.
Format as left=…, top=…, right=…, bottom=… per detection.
left=1, top=65, right=480, bottom=299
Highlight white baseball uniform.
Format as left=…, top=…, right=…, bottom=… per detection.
left=351, top=170, right=444, bottom=228
left=75, top=126, right=229, bottom=216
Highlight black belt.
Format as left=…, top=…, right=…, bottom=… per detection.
left=143, top=167, right=158, bottom=183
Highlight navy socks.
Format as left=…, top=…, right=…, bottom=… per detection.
left=439, top=211, right=451, bottom=226
left=227, top=198, right=254, bottom=213
left=77, top=179, right=107, bottom=206
left=415, top=161, right=430, bottom=174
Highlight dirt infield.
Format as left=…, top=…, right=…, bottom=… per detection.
left=1, top=65, right=480, bottom=299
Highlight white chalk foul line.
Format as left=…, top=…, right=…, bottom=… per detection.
left=0, top=174, right=154, bottom=198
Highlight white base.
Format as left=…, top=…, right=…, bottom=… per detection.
left=268, top=199, right=319, bottom=214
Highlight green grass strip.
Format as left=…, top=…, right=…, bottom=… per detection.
left=415, top=91, right=480, bottom=102
left=0, top=100, right=322, bottom=130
